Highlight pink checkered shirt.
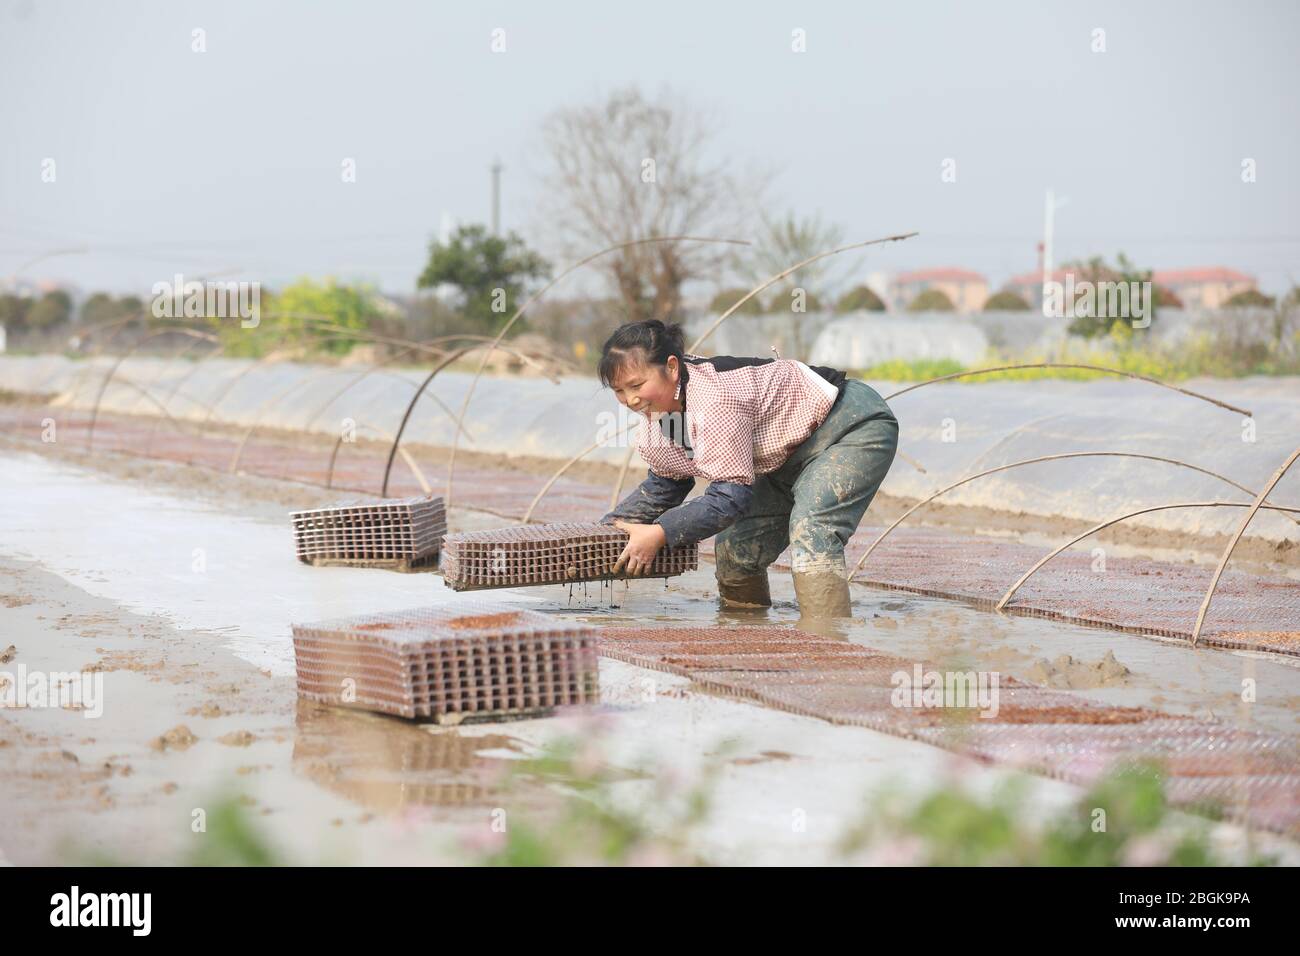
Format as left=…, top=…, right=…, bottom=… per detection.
left=635, top=354, right=841, bottom=485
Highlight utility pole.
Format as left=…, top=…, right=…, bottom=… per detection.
left=490, top=158, right=503, bottom=236
left=1042, top=188, right=1055, bottom=310
left=1041, top=188, right=1069, bottom=314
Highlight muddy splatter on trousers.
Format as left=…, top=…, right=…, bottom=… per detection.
left=714, top=379, right=898, bottom=583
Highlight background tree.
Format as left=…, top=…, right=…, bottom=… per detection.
left=1064, top=252, right=1157, bottom=338
left=78, top=292, right=147, bottom=334
left=79, top=292, right=121, bottom=327
left=1222, top=288, right=1275, bottom=308
left=417, top=224, right=549, bottom=335
left=708, top=287, right=764, bottom=317
left=0, top=293, right=32, bottom=332
left=538, top=86, right=762, bottom=323
left=116, top=295, right=145, bottom=326
left=907, top=288, right=955, bottom=312
left=735, top=210, right=845, bottom=358
left=740, top=211, right=846, bottom=306
left=835, top=285, right=886, bottom=313
left=983, top=289, right=1031, bottom=312
left=24, top=290, right=73, bottom=330
left=210, top=278, right=384, bottom=358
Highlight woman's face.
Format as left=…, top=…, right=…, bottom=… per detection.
left=610, top=354, right=679, bottom=417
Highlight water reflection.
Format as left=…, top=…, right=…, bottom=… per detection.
left=292, top=700, right=525, bottom=811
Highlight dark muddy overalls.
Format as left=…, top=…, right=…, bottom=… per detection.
left=714, top=379, right=899, bottom=614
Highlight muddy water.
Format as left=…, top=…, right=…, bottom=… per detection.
left=291, top=702, right=525, bottom=812
left=525, top=564, right=1300, bottom=739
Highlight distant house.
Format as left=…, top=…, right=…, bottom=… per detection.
left=1003, top=269, right=1072, bottom=310
left=1151, top=268, right=1256, bottom=310
left=891, top=268, right=988, bottom=312
left=1004, top=266, right=1257, bottom=312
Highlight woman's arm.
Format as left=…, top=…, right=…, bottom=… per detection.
left=600, top=469, right=696, bottom=525
left=609, top=479, right=753, bottom=575
left=654, top=481, right=753, bottom=548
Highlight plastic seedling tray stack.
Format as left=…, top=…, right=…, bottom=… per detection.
left=290, top=496, right=447, bottom=571
left=292, top=603, right=599, bottom=723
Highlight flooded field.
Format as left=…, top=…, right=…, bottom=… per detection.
left=2, top=421, right=1297, bottom=864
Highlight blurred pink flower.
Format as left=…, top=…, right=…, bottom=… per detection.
left=1122, top=834, right=1172, bottom=867
left=863, top=836, right=927, bottom=866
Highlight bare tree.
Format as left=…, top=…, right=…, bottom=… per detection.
left=739, top=210, right=848, bottom=309
left=538, top=86, right=762, bottom=323
left=731, top=210, right=849, bottom=360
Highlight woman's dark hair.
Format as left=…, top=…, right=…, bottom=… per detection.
left=597, top=319, right=686, bottom=388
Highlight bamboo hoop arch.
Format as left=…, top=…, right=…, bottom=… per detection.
left=379, top=346, right=480, bottom=497
left=850, top=451, right=1299, bottom=578
left=882, top=364, right=1251, bottom=417
left=1191, top=445, right=1300, bottom=645
left=377, top=339, right=574, bottom=498
left=996, top=500, right=1300, bottom=614
left=86, top=328, right=218, bottom=452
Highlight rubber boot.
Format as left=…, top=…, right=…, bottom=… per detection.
left=792, top=569, right=852, bottom=619
left=717, top=571, right=772, bottom=609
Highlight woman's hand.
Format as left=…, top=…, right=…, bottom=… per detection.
left=611, top=520, right=666, bottom=577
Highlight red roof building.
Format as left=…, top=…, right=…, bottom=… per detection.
left=1152, top=268, right=1256, bottom=308
left=891, top=267, right=988, bottom=312
left=1002, top=266, right=1257, bottom=311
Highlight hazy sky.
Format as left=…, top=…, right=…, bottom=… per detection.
left=3, top=0, right=1297, bottom=296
